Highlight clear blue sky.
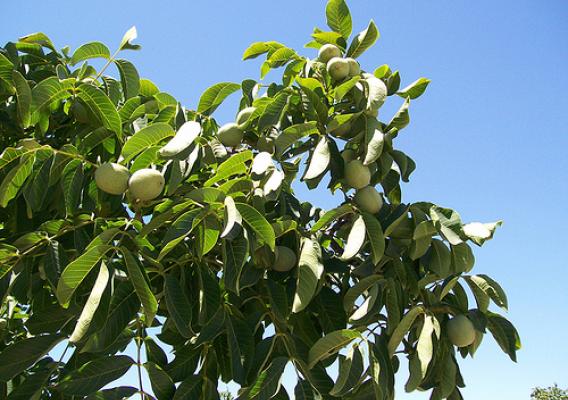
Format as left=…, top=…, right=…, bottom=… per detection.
left=2, top=0, right=567, bottom=398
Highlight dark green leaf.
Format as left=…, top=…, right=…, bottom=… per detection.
left=0, top=334, right=63, bottom=381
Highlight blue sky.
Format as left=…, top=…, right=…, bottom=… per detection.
left=2, top=0, right=567, bottom=398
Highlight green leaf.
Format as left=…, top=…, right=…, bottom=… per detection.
left=76, top=84, right=122, bottom=136
left=197, top=82, right=240, bottom=115
left=346, top=20, right=379, bottom=59
left=308, top=329, right=361, bottom=369
left=258, top=92, right=290, bottom=131
left=12, top=70, right=32, bottom=127
left=248, top=357, right=288, bottom=399
left=0, top=334, right=63, bottom=381
left=326, top=0, right=352, bottom=39
left=204, top=150, right=253, bottom=186
left=426, top=239, right=451, bottom=278
left=56, top=244, right=113, bottom=307
left=294, top=379, right=319, bottom=400
left=387, top=306, right=425, bottom=356
left=195, top=214, right=220, bottom=258
left=0, top=154, right=34, bottom=207
left=118, top=26, right=140, bottom=51
left=363, top=120, right=384, bottom=165
left=361, top=212, right=385, bottom=265
left=19, top=32, right=56, bottom=51
left=115, top=59, right=140, bottom=99
left=145, top=362, right=176, bottom=400
left=0, top=53, right=14, bottom=84
left=226, top=314, right=253, bottom=384
left=57, top=355, right=134, bottom=395
left=486, top=313, right=521, bottom=362
left=242, top=41, right=284, bottom=60
left=70, top=42, right=111, bottom=65
left=343, top=274, right=383, bottom=314
left=69, top=262, right=110, bottom=343
left=387, top=97, right=410, bottom=131
left=221, top=195, right=243, bottom=239
left=275, top=122, right=318, bottom=158
left=311, top=204, right=353, bottom=232
left=464, top=274, right=508, bottom=310
left=340, top=215, right=366, bottom=261
left=121, top=122, right=175, bottom=162
left=334, top=76, right=360, bottom=101
left=165, top=272, right=193, bottom=338
left=235, top=202, right=275, bottom=250
left=85, top=387, right=138, bottom=400
left=61, top=159, right=83, bottom=217
left=6, top=368, right=52, bottom=400
left=292, top=237, right=324, bottom=313
left=222, top=233, right=248, bottom=295
left=173, top=375, right=202, bottom=399
left=450, top=243, right=475, bottom=273
left=417, top=315, right=435, bottom=379
left=158, top=209, right=200, bottom=259
left=397, top=78, right=431, bottom=99
left=329, top=344, right=364, bottom=396
left=430, top=206, right=463, bottom=245
left=303, top=136, right=330, bottom=181
left=122, top=248, right=158, bottom=324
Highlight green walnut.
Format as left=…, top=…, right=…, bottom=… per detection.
left=128, top=168, right=165, bottom=201
left=341, top=149, right=357, bottom=164
left=354, top=186, right=383, bottom=214
left=447, top=314, right=477, bottom=348
left=318, top=44, right=341, bottom=63
left=236, top=106, right=256, bottom=125
left=327, top=57, right=350, bottom=81
left=218, top=122, right=244, bottom=147
left=344, top=160, right=371, bottom=189
left=346, top=57, right=361, bottom=77
left=94, top=162, right=131, bottom=195
left=272, top=246, right=297, bottom=272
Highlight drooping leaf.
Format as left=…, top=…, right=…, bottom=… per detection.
left=165, top=272, right=193, bottom=338
left=397, top=77, right=431, bottom=99
left=0, top=334, right=63, bottom=381
left=76, top=84, right=122, bottom=136
left=303, top=136, right=330, bottom=181
left=292, top=237, right=324, bottom=313
left=329, top=344, right=364, bottom=396
left=121, top=122, right=175, bottom=162
left=387, top=306, right=425, bottom=356
left=145, top=362, right=176, bottom=400
left=70, top=42, right=111, bottom=65
left=340, top=215, right=366, bottom=261
left=346, top=20, right=379, bottom=59
left=197, top=82, right=240, bottom=115
left=122, top=248, right=158, bottom=324
left=308, top=329, right=361, bottom=369
left=235, top=202, right=275, bottom=250
left=114, top=59, right=140, bottom=99
left=248, top=357, right=288, bottom=399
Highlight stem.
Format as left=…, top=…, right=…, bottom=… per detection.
left=136, top=321, right=145, bottom=399
left=94, top=48, right=121, bottom=81
left=57, top=342, right=71, bottom=366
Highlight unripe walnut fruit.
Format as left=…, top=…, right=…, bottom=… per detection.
left=344, top=160, right=371, bottom=189
left=327, top=57, right=350, bottom=81
left=218, top=123, right=244, bottom=147
left=318, top=44, right=341, bottom=63
left=236, top=106, right=256, bottom=125
left=354, top=186, right=383, bottom=214
left=272, top=246, right=297, bottom=272
left=346, top=58, right=360, bottom=77
left=447, top=314, right=476, bottom=348
left=128, top=168, right=165, bottom=201
left=95, top=162, right=130, bottom=195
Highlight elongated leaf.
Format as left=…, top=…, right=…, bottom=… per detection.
left=364, top=125, right=384, bottom=166
left=56, top=244, right=113, bottom=307
left=69, top=262, right=110, bottom=343
left=294, top=379, right=318, bottom=400
left=258, top=92, right=290, bottom=131
left=417, top=315, right=435, bottom=379
left=115, top=59, right=140, bottom=99
left=275, top=122, right=318, bottom=158
left=77, top=84, right=122, bottom=135
left=308, top=329, right=361, bottom=369
left=121, top=122, right=175, bottom=162
left=0, top=154, right=34, bottom=207
left=30, top=77, right=74, bottom=116
left=340, top=215, right=366, bottom=260
left=165, top=272, right=193, bottom=338
left=159, top=209, right=200, bottom=259
left=388, top=97, right=410, bottom=131
left=197, top=82, right=240, bottom=115
left=486, top=313, right=521, bottom=362
left=343, top=274, right=383, bottom=313
left=85, top=387, right=138, bottom=400
left=361, top=212, right=385, bottom=265
left=71, top=42, right=110, bottom=65
left=122, top=248, right=158, bottom=324
left=222, top=233, right=248, bottom=295
left=303, top=136, right=330, bottom=180
left=57, top=355, right=134, bottom=395
left=6, top=368, right=52, bottom=400
left=13, top=70, right=32, bottom=127
left=145, top=362, right=176, bottom=400
left=204, top=150, right=253, bottom=186
left=61, top=159, right=83, bottom=217
left=242, top=41, right=284, bottom=60
left=330, top=345, right=364, bottom=396
left=235, top=202, right=275, bottom=250
left=0, top=53, right=13, bottom=84
left=173, top=375, right=202, bottom=399
left=397, top=77, right=431, bottom=99
left=466, top=274, right=508, bottom=310
left=387, top=306, right=425, bottom=356
left=326, top=0, right=352, bottom=39
left=0, top=334, right=63, bottom=381
left=119, top=26, right=140, bottom=51
left=248, top=357, right=288, bottom=399
left=292, top=237, right=323, bottom=313
left=221, top=196, right=243, bottom=238
left=346, top=20, right=379, bottom=59
left=310, top=204, right=353, bottom=232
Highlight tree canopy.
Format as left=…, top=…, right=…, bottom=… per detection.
left=0, top=0, right=519, bottom=398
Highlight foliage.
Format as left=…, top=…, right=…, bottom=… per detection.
left=0, top=1, right=519, bottom=398
left=531, top=385, right=568, bottom=400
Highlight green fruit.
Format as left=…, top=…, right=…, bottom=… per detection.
left=327, top=57, right=350, bottom=81
left=71, top=101, right=90, bottom=123
left=318, top=44, right=341, bottom=63
left=354, top=186, right=383, bottom=214
left=272, top=246, right=297, bottom=272
left=158, top=121, right=200, bottom=159
left=236, top=106, right=256, bottom=125
left=344, top=160, right=371, bottom=189
left=257, top=136, right=275, bottom=154
left=218, top=122, right=244, bottom=147
left=341, top=149, right=356, bottom=163
left=346, top=58, right=360, bottom=77
left=95, top=162, right=130, bottom=195
left=364, top=73, right=387, bottom=111
left=128, top=168, right=165, bottom=201
left=447, top=314, right=476, bottom=347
